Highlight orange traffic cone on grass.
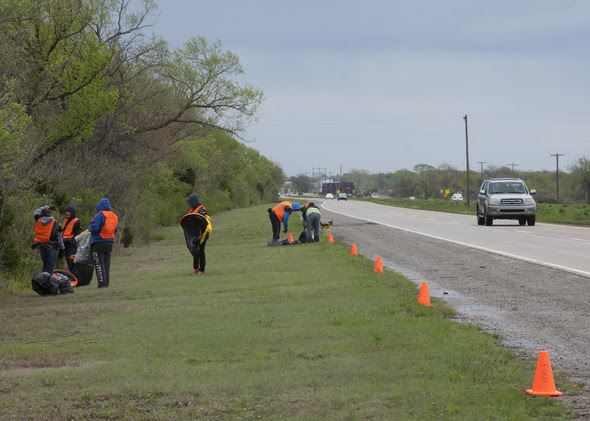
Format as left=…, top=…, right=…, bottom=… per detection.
left=526, top=351, right=562, bottom=397
left=288, top=233, right=293, bottom=244
left=328, top=233, right=334, bottom=243
left=417, top=282, right=431, bottom=306
left=351, top=243, right=358, bottom=255
left=374, top=256, right=383, bottom=272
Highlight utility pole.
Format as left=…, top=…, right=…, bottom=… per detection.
left=507, top=162, right=519, bottom=175
left=464, top=115, right=470, bottom=206
left=477, top=161, right=486, bottom=175
left=550, top=153, right=564, bottom=203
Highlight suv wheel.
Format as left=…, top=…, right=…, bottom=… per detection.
left=527, top=215, right=536, bottom=226
left=484, top=209, right=493, bottom=226
left=518, top=217, right=526, bottom=226
left=477, top=206, right=484, bottom=225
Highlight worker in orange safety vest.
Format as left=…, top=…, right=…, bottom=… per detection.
left=32, top=206, right=64, bottom=274
left=268, top=201, right=301, bottom=240
left=88, top=198, right=118, bottom=288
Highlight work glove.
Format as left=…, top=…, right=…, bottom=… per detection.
left=283, top=227, right=288, bottom=233
left=31, top=241, right=40, bottom=249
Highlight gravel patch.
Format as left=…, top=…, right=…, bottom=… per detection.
left=321, top=208, right=590, bottom=418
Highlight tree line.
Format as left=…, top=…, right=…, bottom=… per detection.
left=291, top=159, right=590, bottom=203
left=0, top=0, right=285, bottom=282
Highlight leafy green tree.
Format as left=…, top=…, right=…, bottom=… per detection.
left=347, top=169, right=371, bottom=195
left=291, top=174, right=313, bottom=193
left=569, top=157, right=590, bottom=204
left=413, top=164, right=437, bottom=199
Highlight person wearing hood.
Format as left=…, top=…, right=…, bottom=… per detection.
left=88, top=198, right=118, bottom=288
left=32, top=206, right=64, bottom=274
left=268, top=201, right=301, bottom=240
left=185, top=193, right=211, bottom=275
left=61, top=205, right=82, bottom=274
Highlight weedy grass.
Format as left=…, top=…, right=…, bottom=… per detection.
left=0, top=204, right=576, bottom=419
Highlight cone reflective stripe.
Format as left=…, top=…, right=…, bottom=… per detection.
left=374, top=256, right=383, bottom=272
left=526, top=351, right=562, bottom=397
left=351, top=243, right=358, bottom=255
left=417, top=282, right=431, bottom=306
left=288, top=233, right=293, bottom=244
left=328, top=233, right=334, bottom=243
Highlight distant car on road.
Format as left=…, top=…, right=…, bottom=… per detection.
left=297, top=192, right=303, bottom=196
left=338, top=193, right=347, bottom=201
left=371, top=192, right=378, bottom=198
left=450, top=192, right=463, bottom=201
left=325, top=193, right=334, bottom=199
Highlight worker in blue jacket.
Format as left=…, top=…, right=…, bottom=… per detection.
left=88, top=198, right=118, bottom=288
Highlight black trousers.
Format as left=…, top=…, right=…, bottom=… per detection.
left=193, top=233, right=209, bottom=272
left=64, top=240, right=77, bottom=274
left=269, top=210, right=281, bottom=239
left=91, top=241, right=113, bottom=287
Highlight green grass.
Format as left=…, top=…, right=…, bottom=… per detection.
left=367, top=198, right=590, bottom=225
left=0, top=204, right=577, bottom=419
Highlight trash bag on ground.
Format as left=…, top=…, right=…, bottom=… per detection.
left=31, top=272, right=74, bottom=296
left=53, top=269, right=78, bottom=287
left=267, top=238, right=301, bottom=246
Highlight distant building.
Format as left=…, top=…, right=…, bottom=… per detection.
left=322, top=182, right=355, bottom=195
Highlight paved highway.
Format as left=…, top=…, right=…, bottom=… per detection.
left=322, top=200, right=590, bottom=278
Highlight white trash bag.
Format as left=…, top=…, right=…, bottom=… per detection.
left=74, top=230, right=93, bottom=264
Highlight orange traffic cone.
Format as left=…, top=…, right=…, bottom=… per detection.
left=328, top=233, right=334, bottom=243
left=374, top=256, right=383, bottom=272
left=417, top=282, right=431, bottom=306
left=351, top=243, right=358, bottom=255
left=288, top=233, right=293, bottom=244
left=526, top=351, right=562, bottom=397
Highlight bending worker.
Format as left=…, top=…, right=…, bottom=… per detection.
left=301, top=202, right=322, bottom=243
left=268, top=201, right=301, bottom=240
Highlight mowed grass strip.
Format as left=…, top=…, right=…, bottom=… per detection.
left=0, top=204, right=575, bottom=420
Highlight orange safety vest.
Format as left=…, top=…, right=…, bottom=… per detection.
left=33, top=219, right=55, bottom=242
left=189, top=205, right=207, bottom=215
left=272, top=201, right=293, bottom=222
left=62, top=218, right=79, bottom=240
left=97, top=211, right=118, bottom=239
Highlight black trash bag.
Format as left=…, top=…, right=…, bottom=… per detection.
left=180, top=213, right=208, bottom=257
left=74, top=262, right=94, bottom=287
left=267, top=238, right=301, bottom=246
left=31, top=272, right=59, bottom=296
left=298, top=231, right=307, bottom=243
left=31, top=272, right=74, bottom=296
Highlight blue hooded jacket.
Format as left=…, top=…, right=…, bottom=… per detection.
left=88, top=198, right=118, bottom=244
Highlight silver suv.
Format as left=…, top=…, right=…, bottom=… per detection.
left=477, top=178, right=536, bottom=226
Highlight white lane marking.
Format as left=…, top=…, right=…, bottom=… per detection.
left=321, top=202, right=590, bottom=278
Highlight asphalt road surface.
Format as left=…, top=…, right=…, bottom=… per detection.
left=319, top=199, right=590, bottom=417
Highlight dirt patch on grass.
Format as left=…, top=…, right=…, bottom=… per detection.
left=0, top=354, right=81, bottom=371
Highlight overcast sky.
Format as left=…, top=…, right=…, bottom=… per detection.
left=152, top=1, right=590, bottom=177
